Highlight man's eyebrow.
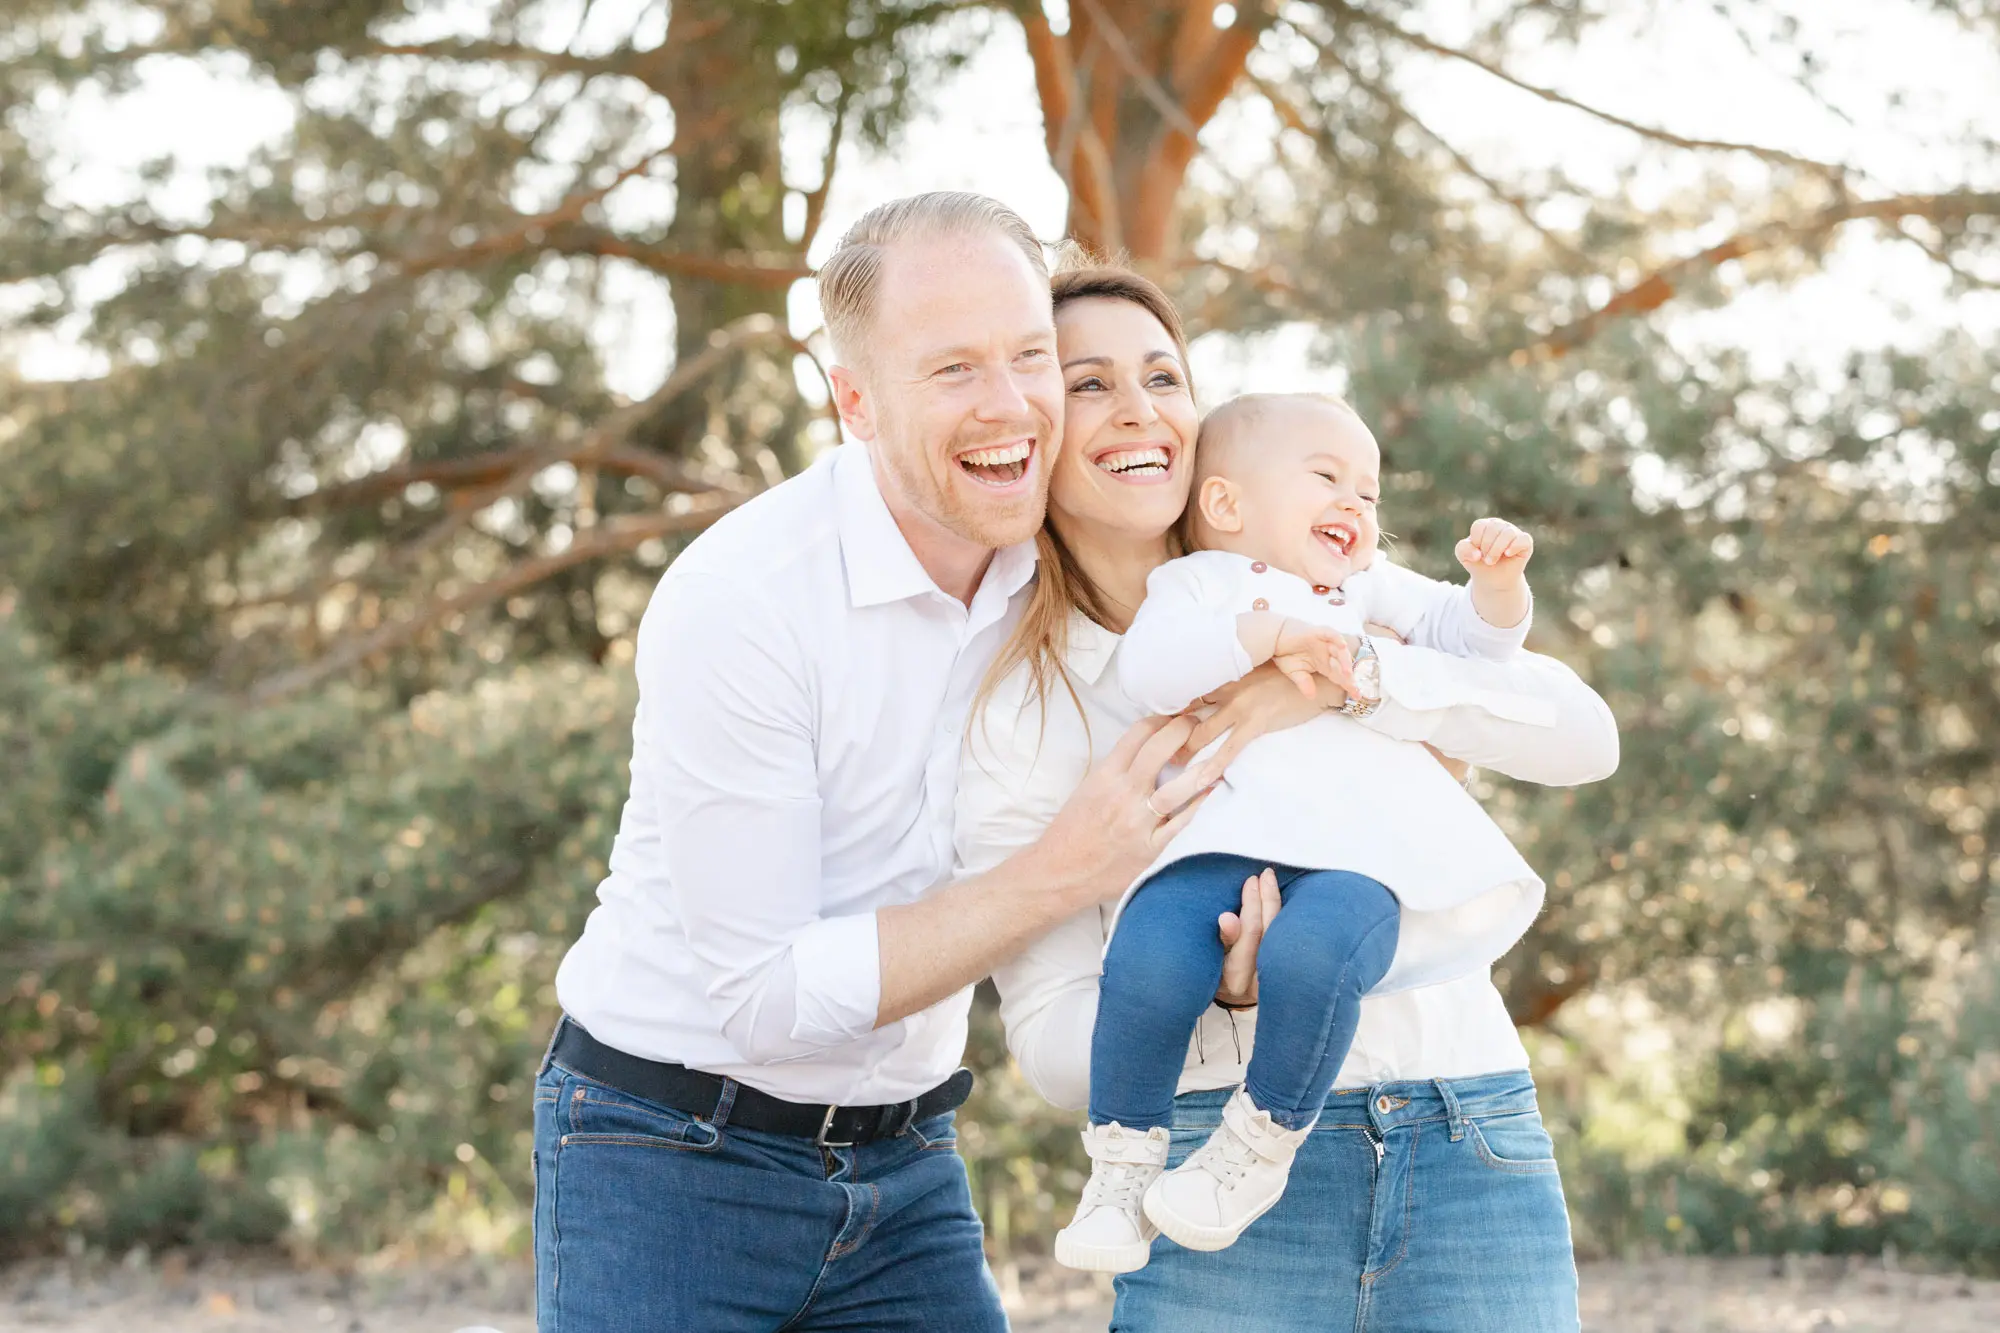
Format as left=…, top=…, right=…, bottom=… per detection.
left=920, top=329, right=1054, bottom=365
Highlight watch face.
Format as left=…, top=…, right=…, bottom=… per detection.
left=1354, top=656, right=1383, bottom=701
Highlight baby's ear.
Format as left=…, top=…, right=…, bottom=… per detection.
left=1196, top=476, right=1243, bottom=534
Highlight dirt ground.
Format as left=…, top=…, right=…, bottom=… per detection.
left=3, top=1252, right=1997, bottom=1331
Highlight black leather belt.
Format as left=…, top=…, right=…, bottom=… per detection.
left=549, top=1019, right=974, bottom=1148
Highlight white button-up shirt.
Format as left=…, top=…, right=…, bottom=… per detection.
left=956, top=611, right=1618, bottom=1111
left=1115, top=550, right=1546, bottom=992
left=556, top=443, right=1036, bottom=1104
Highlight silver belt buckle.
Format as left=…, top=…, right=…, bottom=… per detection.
left=814, top=1102, right=857, bottom=1149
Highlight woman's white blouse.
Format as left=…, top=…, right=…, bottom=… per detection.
left=955, top=610, right=1618, bottom=1111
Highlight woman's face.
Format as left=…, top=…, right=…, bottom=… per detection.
left=1048, top=296, right=1197, bottom=547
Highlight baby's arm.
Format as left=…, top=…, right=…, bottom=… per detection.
left=1118, top=557, right=1259, bottom=715
left=1367, top=520, right=1534, bottom=660
left=1119, top=556, right=1355, bottom=713
left=1456, top=517, right=1534, bottom=634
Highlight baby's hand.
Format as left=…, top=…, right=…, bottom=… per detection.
left=1455, top=517, right=1534, bottom=585
left=1270, top=620, right=1355, bottom=699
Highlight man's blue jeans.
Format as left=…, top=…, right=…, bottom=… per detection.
left=1092, top=853, right=1401, bottom=1132
left=1112, top=1073, right=1582, bottom=1332
left=531, top=1020, right=1006, bottom=1332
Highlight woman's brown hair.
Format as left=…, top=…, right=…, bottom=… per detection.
left=973, top=252, right=1195, bottom=735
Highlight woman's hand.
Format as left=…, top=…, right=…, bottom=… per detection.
left=1173, top=662, right=1345, bottom=768
left=1215, top=868, right=1282, bottom=1007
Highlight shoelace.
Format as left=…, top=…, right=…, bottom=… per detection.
left=1189, top=1123, right=1263, bottom=1191
left=1082, top=1156, right=1153, bottom=1213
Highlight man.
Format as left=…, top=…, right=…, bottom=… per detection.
left=531, top=193, right=1215, bottom=1331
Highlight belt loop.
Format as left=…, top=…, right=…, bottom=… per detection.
left=1434, top=1078, right=1466, bottom=1142
left=537, top=1015, right=568, bottom=1078
left=710, top=1077, right=739, bottom=1128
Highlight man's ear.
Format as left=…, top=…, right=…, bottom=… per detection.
left=828, top=363, right=877, bottom=442
left=1197, top=475, right=1242, bottom=535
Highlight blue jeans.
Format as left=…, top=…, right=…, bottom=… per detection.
left=1092, top=854, right=1401, bottom=1131
left=531, top=1021, right=1005, bottom=1332
left=1113, top=1073, right=1581, bottom=1332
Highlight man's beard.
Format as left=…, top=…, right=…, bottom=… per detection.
left=879, top=424, right=1052, bottom=551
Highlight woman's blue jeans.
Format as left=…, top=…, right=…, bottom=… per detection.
left=1092, top=853, right=1401, bottom=1131
left=1112, top=1072, right=1582, bottom=1332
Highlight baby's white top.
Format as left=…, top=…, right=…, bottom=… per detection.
left=1115, top=550, right=1541, bottom=994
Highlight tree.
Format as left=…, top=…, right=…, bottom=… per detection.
left=2, top=0, right=1996, bottom=1266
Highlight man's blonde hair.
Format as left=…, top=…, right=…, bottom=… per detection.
left=817, top=192, right=1048, bottom=365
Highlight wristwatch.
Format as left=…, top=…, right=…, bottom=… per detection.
left=1338, top=636, right=1383, bottom=719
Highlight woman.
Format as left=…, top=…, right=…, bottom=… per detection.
left=954, top=261, right=1618, bottom=1331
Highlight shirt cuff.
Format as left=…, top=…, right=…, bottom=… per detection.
left=1364, top=639, right=1559, bottom=739
left=789, top=911, right=884, bottom=1046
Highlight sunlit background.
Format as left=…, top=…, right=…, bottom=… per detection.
left=3, top=0, right=1998, bottom=1325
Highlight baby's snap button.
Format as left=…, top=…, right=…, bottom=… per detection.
left=1251, top=598, right=1270, bottom=612
left=1250, top=561, right=1267, bottom=573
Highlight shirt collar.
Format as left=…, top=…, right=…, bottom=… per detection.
left=833, top=443, right=1038, bottom=610
left=1063, top=610, right=1121, bottom=686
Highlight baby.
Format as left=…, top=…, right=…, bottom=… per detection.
left=1055, top=392, right=1549, bottom=1273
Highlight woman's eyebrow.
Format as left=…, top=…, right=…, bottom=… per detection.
left=1060, top=349, right=1182, bottom=370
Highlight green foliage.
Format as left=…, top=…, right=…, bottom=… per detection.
left=1, top=0, right=1996, bottom=1271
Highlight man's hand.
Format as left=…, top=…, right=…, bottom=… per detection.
left=1030, top=714, right=1220, bottom=912
left=1215, top=868, right=1282, bottom=1007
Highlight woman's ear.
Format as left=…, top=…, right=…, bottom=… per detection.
left=1197, top=476, right=1243, bottom=535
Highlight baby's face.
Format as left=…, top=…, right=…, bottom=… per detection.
left=1219, top=399, right=1382, bottom=589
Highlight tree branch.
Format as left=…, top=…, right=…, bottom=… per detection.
left=1327, top=1, right=1853, bottom=179
left=1521, top=190, right=2000, bottom=362
left=1324, top=52, right=1592, bottom=265
left=245, top=500, right=738, bottom=704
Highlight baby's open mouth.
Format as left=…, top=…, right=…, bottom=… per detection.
left=957, top=439, right=1033, bottom=485
left=1094, top=446, right=1172, bottom=477
left=1313, top=521, right=1358, bottom=557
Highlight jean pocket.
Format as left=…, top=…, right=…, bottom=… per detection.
left=558, top=1078, right=723, bottom=1152
left=1467, top=1108, right=1559, bottom=1174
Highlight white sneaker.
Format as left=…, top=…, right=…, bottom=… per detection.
left=1142, top=1087, right=1311, bottom=1252
left=1053, top=1122, right=1170, bottom=1273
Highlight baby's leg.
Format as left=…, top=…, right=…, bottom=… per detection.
left=1089, top=853, right=1266, bottom=1131
left=1242, top=870, right=1400, bottom=1131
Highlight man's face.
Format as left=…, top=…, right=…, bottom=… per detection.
left=835, top=231, right=1062, bottom=551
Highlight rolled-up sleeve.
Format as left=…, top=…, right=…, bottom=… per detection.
left=1118, top=558, right=1255, bottom=715
left=640, top=573, right=879, bottom=1062
left=1363, top=642, right=1619, bottom=787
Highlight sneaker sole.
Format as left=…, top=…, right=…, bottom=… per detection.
left=1142, top=1187, right=1281, bottom=1253
left=1053, top=1230, right=1154, bottom=1274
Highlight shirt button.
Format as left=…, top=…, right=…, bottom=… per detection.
left=1251, top=598, right=1270, bottom=612
left=1376, top=1095, right=1393, bottom=1113
left=1250, top=562, right=1267, bottom=573
left=1312, top=584, right=1330, bottom=595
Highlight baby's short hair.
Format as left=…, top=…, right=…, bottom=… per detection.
left=1195, top=391, right=1361, bottom=479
